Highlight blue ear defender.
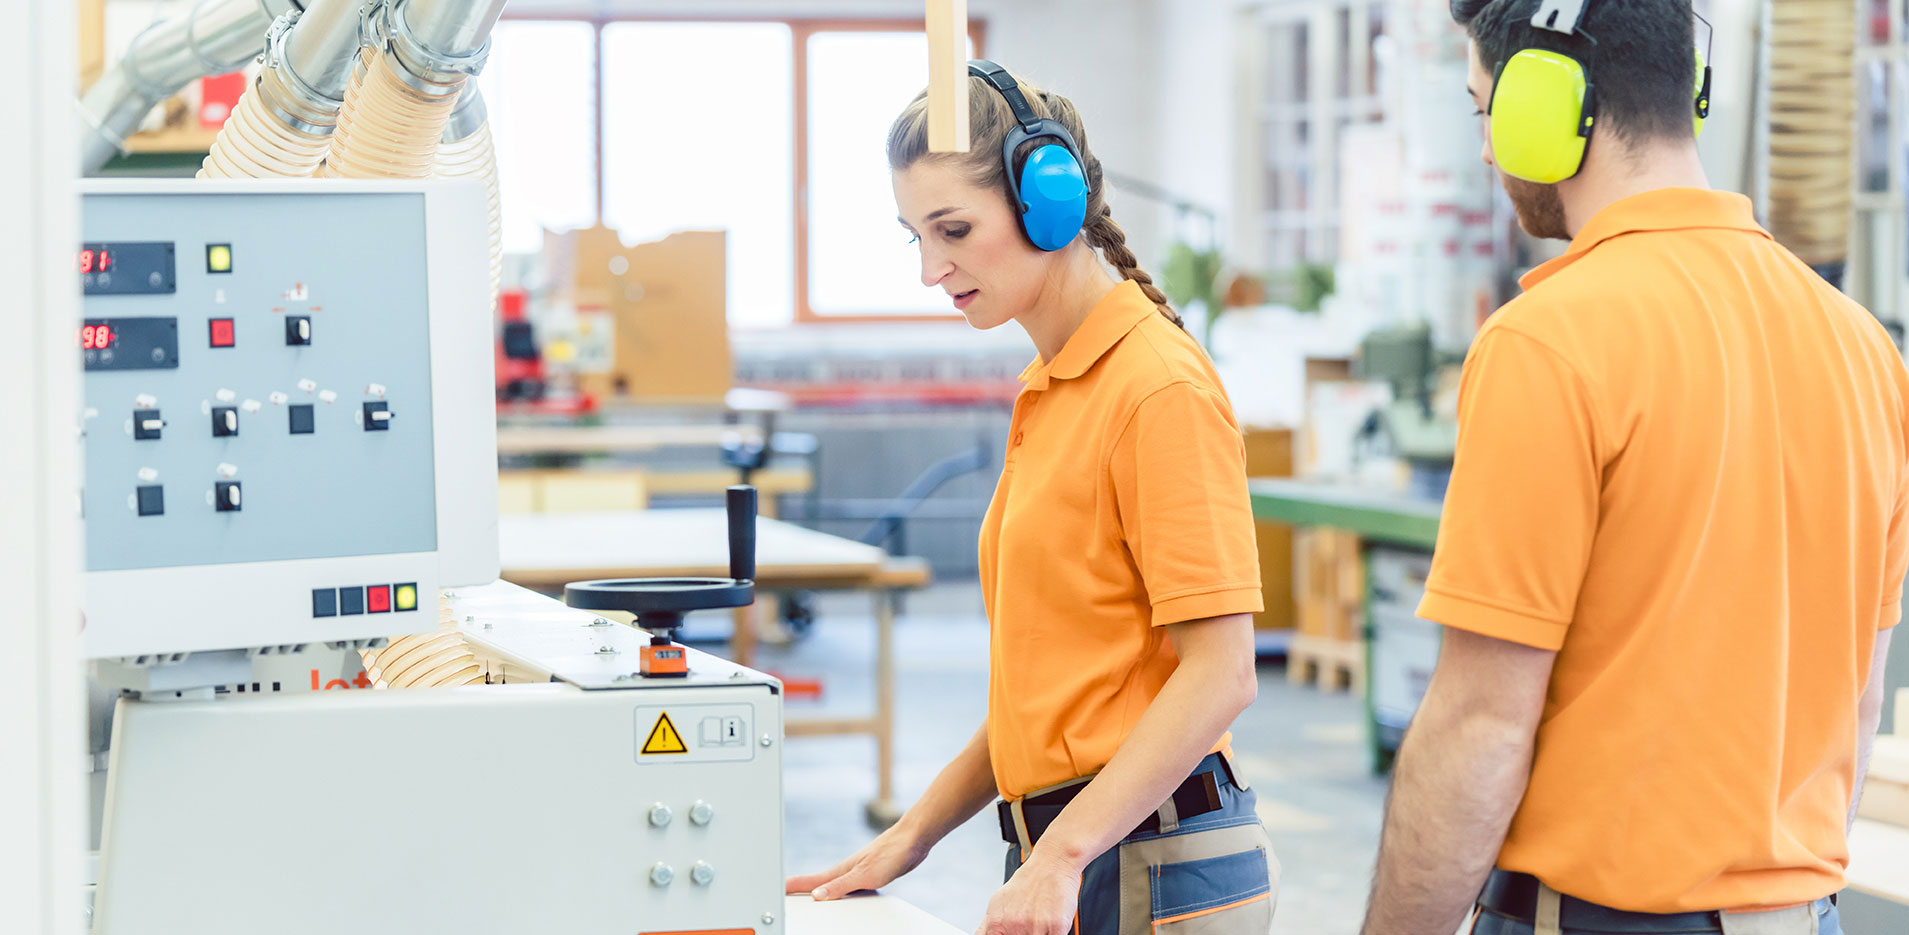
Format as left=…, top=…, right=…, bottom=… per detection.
left=968, top=60, right=1090, bottom=252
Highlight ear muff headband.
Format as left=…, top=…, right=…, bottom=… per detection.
left=967, top=59, right=1089, bottom=251
left=1489, top=49, right=1595, bottom=184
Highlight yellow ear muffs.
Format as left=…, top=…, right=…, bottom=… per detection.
left=1693, top=48, right=1711, bottom=137
left=1489, top=48, right=1595, bottom=184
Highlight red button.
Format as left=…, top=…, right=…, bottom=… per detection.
left=366, top=585, right=391, bottom=613
left=209, top=318, right=235, bottom=348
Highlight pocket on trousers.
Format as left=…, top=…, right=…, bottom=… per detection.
left=1149, top=848, right=1274, bottom=933
left=1115, top=822, right=1279, bottom=935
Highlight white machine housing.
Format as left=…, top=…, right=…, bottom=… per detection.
left=78, top=180, right=499, bottom=660
left=93, top=583, right=788, bottom=935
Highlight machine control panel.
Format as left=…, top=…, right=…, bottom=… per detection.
left=81, top=191, right=438, bottom=573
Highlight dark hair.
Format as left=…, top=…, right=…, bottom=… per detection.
left=887, top=75, right=1183, bottom=327
left=1454, top=0, right=1697, bottom=145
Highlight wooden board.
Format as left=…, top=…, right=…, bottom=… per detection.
left=925, top=0, right=970, bottom=153
left=495, top=424, right=761, bottom=455
left=499, top=508, right=890, bottom=589
left=786, top=894, right=965, bottom=934
left=554, top=226, right=732, bottom=405
left=1246, top=428, right=1295, bottom=632
left=1848, top=818, right=1909, bottom=906
left=1861, top=735, right=1909, bottom=828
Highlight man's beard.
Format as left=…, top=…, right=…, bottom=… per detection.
left=1501, top=172, right=1568, bottom=240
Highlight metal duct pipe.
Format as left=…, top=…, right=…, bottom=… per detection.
left=78, top=0, right=298, bottom=175
left=279, top=0, right=371, bottom=101
left=198, top=0, right=372, bottom=178
left=396, top=0, right=508, bottom=60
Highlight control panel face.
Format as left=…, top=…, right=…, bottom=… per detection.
left=81, top=192, right=438, bottom=574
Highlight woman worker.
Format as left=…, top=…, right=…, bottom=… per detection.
left=787, top=60, right=1278, bottom=935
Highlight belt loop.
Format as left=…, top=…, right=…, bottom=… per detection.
left=1155, top=794, right=1180, bottom=835
left=1010, top=798, right=1034, bottom=856
left=1534, top=882, right=1562, bottom=935
left=1219, top=751, right=1249, bottom=791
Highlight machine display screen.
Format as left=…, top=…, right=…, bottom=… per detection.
left=81, top=242, right=176, bottom=295
left=82, top=317, right=179, bottom=371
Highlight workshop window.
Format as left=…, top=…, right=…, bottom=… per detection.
left=489, top=15, right=985, bottom=326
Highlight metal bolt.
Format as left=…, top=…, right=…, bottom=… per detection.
left=691, top=861, right=715, bottom=886
left=729, top=671, right=747, bottom=679
left=762, top=913, right=776, bottom=925
left=759, top=734, right=774, bottom=748
left=690, top=800, right=714, bottom=825
left=650, top=863, right=674, bottom=887
left=648, top=803, right=673, bottom=827
left=591, top=617, right=612, bottom=627
left=597, top=644, right=618, bottom=655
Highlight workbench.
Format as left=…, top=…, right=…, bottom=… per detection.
left=786, top=894, right=965, bottom=933
left=1250, top=478, right=1443, bottom=773
left=499, top=509, right=931, bottom=827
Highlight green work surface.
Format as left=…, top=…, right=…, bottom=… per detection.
left=1249, top=478, right=1442, bottom=550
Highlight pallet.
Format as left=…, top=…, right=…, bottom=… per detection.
left=1288, top=633, right=1364, bottom=694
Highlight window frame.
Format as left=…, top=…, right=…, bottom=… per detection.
left=498, top=12, right=989, bottom=326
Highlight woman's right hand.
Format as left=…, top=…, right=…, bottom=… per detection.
left=784, top=824, right=932, bottom=900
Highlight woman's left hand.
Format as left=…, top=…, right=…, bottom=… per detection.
left=975, top=852, right=1082, bottom=935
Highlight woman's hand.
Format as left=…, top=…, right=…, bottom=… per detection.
left=975, top=852, right=1081, bottom=935
left=785, top=823, right=932, bottom=900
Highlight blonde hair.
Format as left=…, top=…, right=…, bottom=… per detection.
left=886, top=74, right=1181, bottom=327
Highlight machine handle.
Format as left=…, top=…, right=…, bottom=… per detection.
left=727, top=485, right=757, bottom=583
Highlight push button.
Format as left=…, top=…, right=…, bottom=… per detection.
left=214, top=480, right=241, bottom=512
left=312, top=588, right=338, bottom=618
left=288, top=404, right=315, bottom=435
left=134, top=408, right=164, bottom=440
left=367, top=585, right=391, bottom=614
left=394, top=583, right=419, bottom=612
left=212, top=406, right=239, bottom=437
left=209, top=318, right=235, bottom=348
left=285, top=316, right=312, bottom=346
left=339, top=586, right=365, bottom=615
left=136, top=485, right=164, bottom=516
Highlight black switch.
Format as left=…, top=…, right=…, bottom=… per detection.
left=212, top=406, right=239, bottom=437
left=312, top=588, right=338, bottom=618
left=339, top=586, right=365, bottom=616
left=285, top=316, right=312, bottom=346
left=289, top=404, right=315, bottom=435
left=363, top=400, right=391, bottom=432
left=136, top=485, right=164, bottom=516
left=214, top=480, right=241, bottom=512
left=133, top=408, right=164, bottom=441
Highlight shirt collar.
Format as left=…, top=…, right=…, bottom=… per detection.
left=1019, top=281, right=1158, bottom=391
left=1519, top=188, right=1771, bottom=290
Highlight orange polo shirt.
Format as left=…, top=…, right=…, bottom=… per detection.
left=1421, top=188, right=1909, bottom=912
left=979, top=281, right=1264, bottom=800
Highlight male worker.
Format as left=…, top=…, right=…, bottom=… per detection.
left=1360, top=2, right=1903, bottom=934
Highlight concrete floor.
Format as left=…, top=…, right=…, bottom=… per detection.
left=738, top=582, right=1390, bottom=934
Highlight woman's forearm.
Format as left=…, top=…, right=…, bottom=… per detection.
left=896, top=720, right=1000, bottom=848
left=1026, top=614, right=1258, bottom=872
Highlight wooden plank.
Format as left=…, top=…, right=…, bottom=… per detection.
left=495, top=424, right=761, bottom=455
left=1848, top=818, right=1909, bottom=905
left=925, top=0, right=970, bottom=153
left=498, top=509, right=891, bottom=590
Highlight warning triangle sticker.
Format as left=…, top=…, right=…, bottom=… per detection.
left=642, top=712, right=689, bottom=755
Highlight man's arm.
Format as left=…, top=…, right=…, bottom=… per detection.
left=1852, top=627, right=1896, bottom=833
left=1361, top=628, right=1556, bottom=935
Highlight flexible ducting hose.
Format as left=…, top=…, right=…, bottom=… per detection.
left=319, top=47, right=465, bottom=179
left=435, top=116, right=502, bottom=309
left=198, top=65, right=337, bottom=178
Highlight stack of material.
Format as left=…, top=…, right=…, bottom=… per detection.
left=1848, top=689, right=1909, bottom=922
left=1861, top=688, right=1909, bottom=828
left=1766, top=0, right=1856, bottom=266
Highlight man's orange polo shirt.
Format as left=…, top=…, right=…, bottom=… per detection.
left=979, top=281, right=1264, bottom=800
left=1421, top=188, right=1909, bottom=912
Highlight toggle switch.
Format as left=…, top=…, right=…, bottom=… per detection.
left=133, top=408, right=164, bottom=440
left=214, top=481, right=241, bottom=512
left=363, top=401, right=392, bottom=431
left=212, top=406, right=239, bottom=437
left=285, top=316, right=312, bottom=346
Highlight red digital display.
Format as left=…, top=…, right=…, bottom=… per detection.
left=79, top=323, right=115, bottom=350
left=78, top=249, right=113, bottom=275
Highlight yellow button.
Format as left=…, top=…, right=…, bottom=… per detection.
left=206, top=244, right=232, bottom=273
left=394, top=584, right=418, bottom=612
